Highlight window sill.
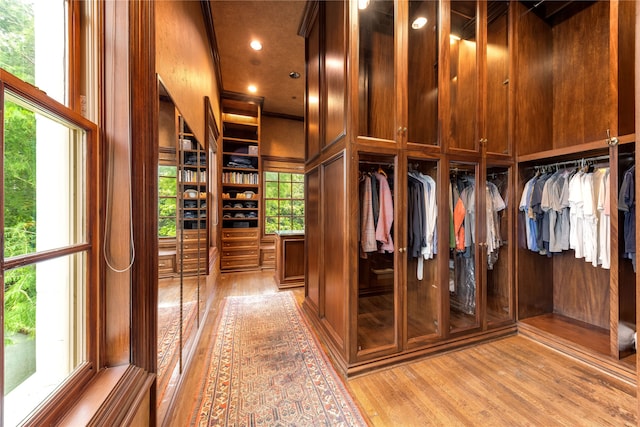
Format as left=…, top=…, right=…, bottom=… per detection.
left=58, top=365, right=154, bottom=426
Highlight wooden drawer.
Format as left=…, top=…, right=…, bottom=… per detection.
left=181, top=240, right=206, bottom=251
left=158, top=253, right=175, bottom=277
left=222, top=248, right=259, bottom=258
left=182, top=230, right=205, bottom=240
left=180, top=251, right=205, bottom=262
left=222, top=239, right=259, bottom=249
left=222, top=228, right=259, bottom=240
left=261, top=249, right=276, bottom=266
left=181, top=262, right=207, bottom=275
left=222, top=256, right=259, bottom=270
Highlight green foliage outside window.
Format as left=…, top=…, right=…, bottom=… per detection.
left=158, top=165, right=177, bottom=237
left=2, top=0, right=37, bottom=340
left=263, top=172, right=304, bottom=234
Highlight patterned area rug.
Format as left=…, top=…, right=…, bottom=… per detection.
left=191, top=292, right=367, bottom=426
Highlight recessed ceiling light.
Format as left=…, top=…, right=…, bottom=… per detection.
left=358, top=0, right=369, bottom=10
left=412, top=17, right=428, bottom=29
left=289, top=71, right=300, bottom=79
left=248, top=85, right=257, bottom=93
left=250, top=40, right=262, bottom=51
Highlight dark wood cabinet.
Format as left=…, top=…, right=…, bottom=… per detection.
left=513, top=0, right=637, bottom=375
left=300, top=0, right=636, bottom=381
left=300, top=0, right=516, bottom=376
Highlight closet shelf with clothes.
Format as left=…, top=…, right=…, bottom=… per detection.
left=619, top=163, right=636, bottom=272
left=407, top=170, right=437, bottom=280
left=519, top=156, right=613, bottom=270
left=359, top=167, right=394, bottom=257
left=450, top=173, right=507, bottom=268
left=448, top=170, right=508, bottom=317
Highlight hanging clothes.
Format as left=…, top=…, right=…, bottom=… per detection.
left=597, top=169, right=611, bottom=269
left=360, top=175, right=377, bottom=254
left=519, top=174, right=539, bottom=252
left=374, top=172, right=394, bottom=253
left=408, top=171, right=437, bottom=280
left=521, top=162, right=611, bottom=270
left=450, top=174, right=476, bottom=315
left=619, top=165, right=636, bottom=272
left=486, top=181, right=506, bottom=269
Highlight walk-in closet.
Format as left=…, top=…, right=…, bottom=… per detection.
left=513, top=0, right=637, bottom=379
left=300, top=0, right=637, bottom=381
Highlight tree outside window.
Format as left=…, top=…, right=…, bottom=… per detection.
left=1, top=1, right=99, bottom=425
left=158, top=165, right=177, bottom=237
left=264, top=172, right=304, bottom=234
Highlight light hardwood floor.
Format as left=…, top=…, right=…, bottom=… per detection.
left=166, top=270, right=637, bottom=426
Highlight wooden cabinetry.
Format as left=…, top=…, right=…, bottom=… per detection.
left=513, top=0, right=636, bottom=377
left=274, top=231, right=305, bottom=289
left=300, top=0, right=635, bottom=380
left=221, top=229, right=260, bottom=270
left=220, top=92, right=263, bottom=271
left=300, top=0, right=515, bottom=376
left=177, top=116, right=209, bottom=275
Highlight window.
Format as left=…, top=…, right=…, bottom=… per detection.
left=158, top=165, right=177, bottom=238
left=1, top=1, right=98, bottom=425
left=264, top=172, right=304, bottom=234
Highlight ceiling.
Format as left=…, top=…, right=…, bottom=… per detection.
left=209, top=1, right=307, bottom=119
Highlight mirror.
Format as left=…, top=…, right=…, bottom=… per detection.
left=203, top=96, right=219, bottom=320
left=156, top=78, right=209, bottom=419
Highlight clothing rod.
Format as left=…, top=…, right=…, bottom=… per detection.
left=359, top=160, right=394, bottom=167
left=528, top=154, right=611, bottom=170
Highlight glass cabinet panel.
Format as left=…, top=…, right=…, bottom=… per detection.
left=406, top=1, right=439, bottom=146
left=358, top=1, right=395, bottom=141
left=407, top=158, right=440, bottom=341
left=449, top=161, right=479, bottom=331
left=357, top=154, right=396, bottom=352
left=449, top=1, right=477, bottom=151
left=486, top=2, right=510, bottom=155
left=485, top=165, right=511, bottom=324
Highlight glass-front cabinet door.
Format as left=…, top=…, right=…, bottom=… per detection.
left=447, top=0, right=511, bottom=155
left=448, top=0, right=478, bottom=152
left=357, top=153, right=397, bottom=356
left=448, top=161, right=480, bottom=332
left=484, top=164, right=511, bottom=326
left=357, top=0, right=396, bottom=142
left=485, top=1, right=510, bottom=155
left=357, top=0, right=440, bottom=147
left=406, top=157, right=440, bottom=345
left=405, top=0, right=439, bottom=147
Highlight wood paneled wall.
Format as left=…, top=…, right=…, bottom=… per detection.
left=305, top=167, right=321, bottom=310
left=103, top=0, right=132, bottom=366
left=514, top=2, right=553, bottom=156
left=261, top=116, right=304, bottom=159
left=322, top=154, right=347, bottom=351
left=551, top=1, right=610, bottom=148
left=155, top=1, right=221, bottom=144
